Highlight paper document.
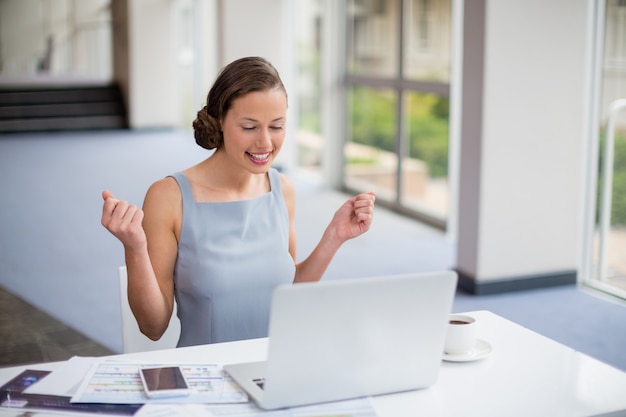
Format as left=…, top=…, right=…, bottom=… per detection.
left=24, top=356, right=97, bottom=397
left=71, top=361, right=248, bottom=404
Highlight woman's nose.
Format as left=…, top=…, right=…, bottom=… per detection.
left=258, top=128, right=272, bottom=146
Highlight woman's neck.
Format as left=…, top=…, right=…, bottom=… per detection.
left=185, top=153, right=270, bottom=202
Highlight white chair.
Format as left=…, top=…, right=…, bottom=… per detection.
left=118, top=266, right=181, bottom=353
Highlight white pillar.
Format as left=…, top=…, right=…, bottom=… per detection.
left=112, top=0, right=178, bottom=129
left=456, top=0, right=589, bottom=294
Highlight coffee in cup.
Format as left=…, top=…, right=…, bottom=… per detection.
left=444, top=314, right=477, bottom=355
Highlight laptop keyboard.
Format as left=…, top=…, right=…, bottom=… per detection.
left=253, top=378, right=265, bottom=390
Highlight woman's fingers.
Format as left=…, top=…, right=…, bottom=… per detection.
left=101, top=191, right=142, bottom=235
left=353, top=192, right=375, bottom=220
left=102, top=189, right=115, bottom=201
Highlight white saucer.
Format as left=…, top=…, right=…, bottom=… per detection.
left=443, top=339, right=493, bottom=362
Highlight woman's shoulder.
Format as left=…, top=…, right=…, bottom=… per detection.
left=141, top=176, right=183, bottom=236
left=144, top=176, right=182, bottom=210
left=147, top=176, right=180, bottom=197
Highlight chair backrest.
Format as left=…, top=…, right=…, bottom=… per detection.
left=118, top=266, right=181, bottom=353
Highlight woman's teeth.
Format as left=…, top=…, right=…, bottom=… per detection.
left=248, top=152, right=270, bottom=161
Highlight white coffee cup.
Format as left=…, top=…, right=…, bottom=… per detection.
left=444, top=314, right=477, bottom=355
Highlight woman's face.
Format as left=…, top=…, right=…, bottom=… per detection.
left=220, top=88, right=287, bottom=174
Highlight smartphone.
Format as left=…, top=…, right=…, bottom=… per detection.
left=139, top=366, right=190, bottom=398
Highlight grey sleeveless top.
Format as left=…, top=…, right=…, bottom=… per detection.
left=170, top=168, right=295, bottom=347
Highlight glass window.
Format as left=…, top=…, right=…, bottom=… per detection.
left=0, top=0, right=112, bottom=79
left=586, top=0, right=626, bottom=299
left=403, top=0, right=452, bottom=81
left=403, top=92, right=450, bottom=217
left=344, top=0, right=451, bottom=228
left=345, top=86, right=399, bottom=201
left=296, top=0, right=324, bottom=174
left=347, top=0, right=400, bottom=77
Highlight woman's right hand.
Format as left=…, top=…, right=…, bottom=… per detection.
left=101, top=190, right=147, bottom=250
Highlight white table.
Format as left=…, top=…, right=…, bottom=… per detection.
left=2, top=310, right=626, bottom=417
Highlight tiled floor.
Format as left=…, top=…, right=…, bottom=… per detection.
left=0, top=287, right=113, bottom=368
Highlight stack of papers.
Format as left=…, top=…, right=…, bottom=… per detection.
left=71, top=361, right=246, bottom=404
left=0, top=357, right=380, bottom=416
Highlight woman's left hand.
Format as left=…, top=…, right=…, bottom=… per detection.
left=331, top=191, right=376, bottom=242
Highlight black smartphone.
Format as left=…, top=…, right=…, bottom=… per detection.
left=139, top=366, right=190, bottom=398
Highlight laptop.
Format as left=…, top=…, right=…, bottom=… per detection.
left=224, top=270, right=458, bottom=410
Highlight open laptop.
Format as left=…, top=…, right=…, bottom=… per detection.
left=224, top=270, right=458, bottom=410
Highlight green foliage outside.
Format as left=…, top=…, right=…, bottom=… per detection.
left=349, top=87, right=396, bottom=154
left=407, top=92, right=449, bottom=178
left=348, top=87, right=450, bottom=178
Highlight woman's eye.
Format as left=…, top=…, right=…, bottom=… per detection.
left=241, top=125, right=283, bottom=131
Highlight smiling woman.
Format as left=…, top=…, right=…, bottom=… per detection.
left=100, top=57, right=376, bottom=348
left=219, top=89, right=287, bottom=175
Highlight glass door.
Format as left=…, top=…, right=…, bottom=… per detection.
left=585, top=0, right=626, bottom=299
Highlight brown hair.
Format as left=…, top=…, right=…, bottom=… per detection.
left=192, top=56, right=287, bottom=150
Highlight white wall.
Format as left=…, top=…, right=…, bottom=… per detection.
left=456, top=0, right=589, bottom=287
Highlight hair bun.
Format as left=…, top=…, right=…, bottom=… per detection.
left=192, top=106, right=222, bottom=150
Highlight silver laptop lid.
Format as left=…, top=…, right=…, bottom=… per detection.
left=261, top=271, right=457, bottom=408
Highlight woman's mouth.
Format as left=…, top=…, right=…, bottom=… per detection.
left=246, top=151, right=271, bottom=165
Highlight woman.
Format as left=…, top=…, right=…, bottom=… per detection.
left=101, top=57, right=375, bottom=347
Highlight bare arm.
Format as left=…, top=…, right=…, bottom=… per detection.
left=100, top=178, right=180, bottom=340
left=280, top=175, right=376, bottom=283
